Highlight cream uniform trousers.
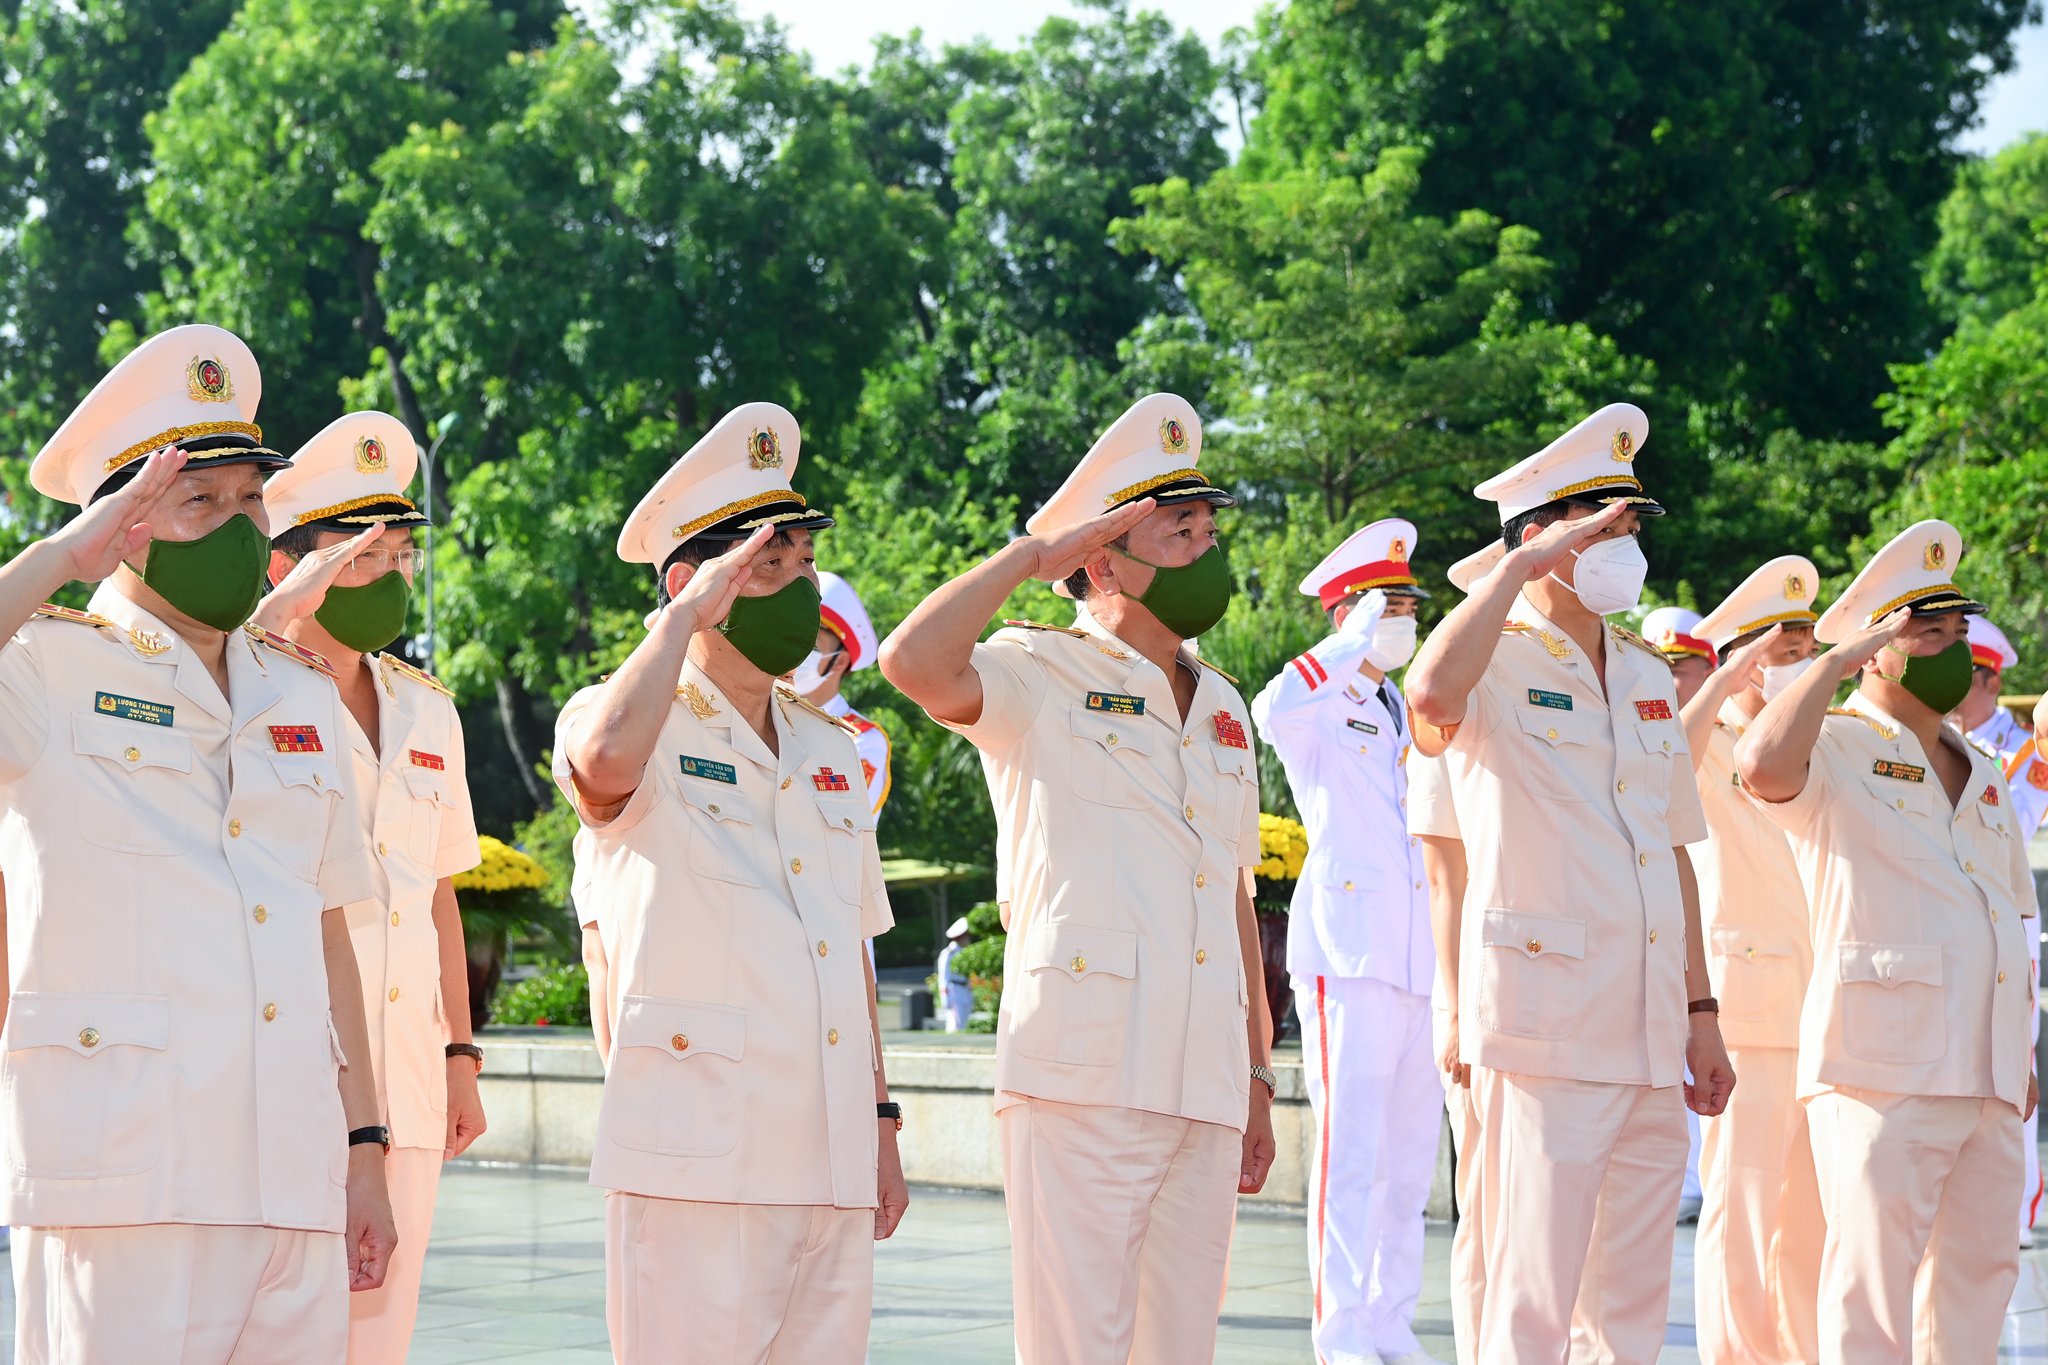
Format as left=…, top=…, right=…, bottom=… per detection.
left=345, top=1146, right=442, bottom=1363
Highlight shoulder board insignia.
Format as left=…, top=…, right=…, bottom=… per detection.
left=1609, top=624, right=1667, bottom=662
left=1825, top=707, right=1898, bottom=741
left=1964, top=733, right=1999, bottom=762
left=774, top=685, right=859, bottom=735
left=1193, top=655, right=1240, bottom=685
left=1000, top=618, right=1089, bottom=638
left=380, top=653, right=454, bottom=698
left=844, top=712, right=880, bottom=736
left=31, top=603, right=114, bottom=629
left=243, top=625, right=337, bottom=679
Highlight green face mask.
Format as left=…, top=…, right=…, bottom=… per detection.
left=719, top=574, right=821, bottom=677
left=315, top=570, right=412, bottom=654
left=1877, top=637, right=1974, bottom=715
left=1120, top=542, right=1232, bottom=640
left=141, top=513, right=270, bottom=633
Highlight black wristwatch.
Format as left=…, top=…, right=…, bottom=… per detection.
left=876, top=1102, right=903, bottom=1132
left=348, top=1125, right=392, bottom=1155
left=446, top=1042, right=485, bottom=1073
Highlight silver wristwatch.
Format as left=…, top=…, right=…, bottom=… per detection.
left=1249, top=1063, right=1277, bottom=1099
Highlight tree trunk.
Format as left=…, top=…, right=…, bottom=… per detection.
left=494, top=675, right=552, bottom=809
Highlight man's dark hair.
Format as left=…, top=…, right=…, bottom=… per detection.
left=1062, top=533, right=1131, bottom=601
left=655, top=528, right=804, bottom=606
left=271, top=524, right=324, bottom=559
left=1500, top=498, right=1577, bottom=553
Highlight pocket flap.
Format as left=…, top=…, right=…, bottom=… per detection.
left=71, top=714, right=193, bottom=775
left=1515, top=705, right=1587, bottom=748
left=265, top=749, right=342, bottom=797
left=1710, top=924, right=1792, bottom=960
left=615, top=996, right=747, bottom=1061
left=1635, top=720, right=1681, bottom=756
left=671, top=776, right=755, bottom=826
left=1209, top=740, right=1251, bottom=782
left=1860, top=772, right=1936, bottom=818
left=815, top=791, right=873, bottom=836
left=401, top=764, right=447, bottom=803
left=1023, top=922, right=1139, bottom=981
left=1069, top=707, right=1153, bottom=756
left=1836, top=942, right=1943, bottom=988
left=1974, top=796, right=2012, bottom=837
left=1480, top=909, right=1587, bottom=961
left=5, top=992, right=169, bottom=1057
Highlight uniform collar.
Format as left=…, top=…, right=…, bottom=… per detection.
left=85, top=581, right=283, bottom=726
left=1073, top=605, right=1196, bottom=723
left=1969, top=707, right=2024, bottom=755
left=677, top=657, right=782, bottom=772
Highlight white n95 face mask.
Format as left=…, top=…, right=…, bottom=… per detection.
left=1760, top=656, right=1816, bottom=701
left=1554, top=535, right=1648, bottom=616
left=1364, top=614, right=1418, bottom=670
left=789, top=649, right=838, bottom=693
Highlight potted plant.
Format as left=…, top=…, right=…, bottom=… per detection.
left=1253, top=812, right=1309, bottom=1044
left=453, top=835, right=570, bottom=1033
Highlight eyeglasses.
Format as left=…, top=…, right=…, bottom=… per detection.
left=346, top=549, right=426, bottom=575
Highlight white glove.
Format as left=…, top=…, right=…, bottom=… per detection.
left=1337, top=588, right=1389, bottom=640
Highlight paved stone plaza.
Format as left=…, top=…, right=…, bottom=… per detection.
left=13, top=1163, right=2042, bottom=1362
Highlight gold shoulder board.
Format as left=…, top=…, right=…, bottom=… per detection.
left=1610, top=624, right=1666, bottom=660
left=1826, top=707, right=1897, bottom=740
left=1501, top=621, right=1531, bottom=634
left=1193, top=656, right=1240, bottom=685
left=1000, top=618, right=1088, bottom=638
left=244, top=625, right=338, bottom=679
left=774, top=685, right=860, bottom=735
left=380, top=652, right=455, bottom=698
left=31, top=603, right=115, bottom=629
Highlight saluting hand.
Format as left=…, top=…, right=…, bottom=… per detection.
left=252, top=521, right=388, bottom=633
left=1828, top=607, right=1911, bottom=677
left=1024, top=498, right=1157, bottom=585
left=664, top=523, right=775, bottom=631
left=1338, top=588, right=1389, bottom=641
left=1507, top=499, right=1629, bottom=583
left=48, top=446, right=187, bottom=582
left=1720, top=624, right=1784, bottom=692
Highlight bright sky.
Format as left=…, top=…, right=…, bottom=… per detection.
left=731, top=0, right=2047, bottom=157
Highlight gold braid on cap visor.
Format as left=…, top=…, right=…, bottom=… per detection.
left=671, top=490, right=808, bottom=543
left=1865, top=584, right=1970, bottom=623
left=1103, top=468, right=1225, bottom=506
left=103, top=421, right=266, bottom=473
left=294, top=493, right=419, bottom=526
left=1731, top=609, right=1819, bottom=637
left=1546, top=474, right=1645, bottom=501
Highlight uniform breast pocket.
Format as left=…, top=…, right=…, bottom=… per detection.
left=667, top=774, right=763, bottom=888
left=401, top=764, right=447, bottom=866
left=265, top=750, right=346, bottom=878
left=1011, top=922, right=1138, bottom=1067
left=69, top=714, right=197, bottom=855
left=1, top=992, right=170, bottom=1179
left=1835, top=943, right=1945, bottom=1065
left=1860, top=774, right=1941, bottom=860
left=817, top=792, right=873, bottom=904
left=1203, top=740, right=1252, bottom=824
left=1478, top=909, right=1587, bottom=1040
left=1068, top=708, right=1152, bottom=810
left=1708, top=926, right=1803, bottom=1027
left=603, top=997, right=745, bottom=1157
left=1515, top=706, right=1590, bottom=802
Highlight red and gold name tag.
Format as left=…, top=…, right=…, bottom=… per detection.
left=1981, top=784, right=2002, bottom=807
left=1634, top=699, right=1674, bottom=722
left=813, top=767, right=851, bottom=792
left=268, top=724, right=323, bottom=753
left=2030, top=759, right=2048, bottom=792
left=1214, top=711, right=1249, bottom=750
left=409, top=750, right=446, bottom=771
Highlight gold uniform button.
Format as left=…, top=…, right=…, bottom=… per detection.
left=262, top=1003, right=278, bottom=1022
left=708, top=803, right=721, bottom=814
left=1527, top=939, right=1543, bottom=956
left=1617, top=780, right=1628, bottom=793
left=378, top=841, right=388, bottom=856
left=1546, top=728, right=1558, bottom=740
left=781, top=777, right=793, bottom=790
left=390, top=911, right=401, bottom=926
left=1182, top=737, right=1193, bottom=748
left=1993, top=911, right=2001, bottom=923
left=1663, top=740, right=1672, bottom=752
left=1184, top=805, right=1195, bottom=821
left=253, top=905, right=268, bottom=924
left=1649, top=930, right=1658, bottom=943
left=389, top=987, right=401, bottom=1002
left=1195, top=873, right=1207, bottom=889
left=1360, top=745, right=1369, bottom=754
left=124, top=746, right=140, bottom=762
left=1999, top=972, right=2008, bottom=984
left=1106, top=732, right=1119, bottom=745
left=671, top=1034, right=689, bottom=1052
left=1343, top=880, right=1355, bottom=891
left=1196, top=949, right=1207, bottom=965
left=1896, top=798, right=1907, bottom=810
left=228, top=819, right=243, bottom=838
left=818, top=940, right=830, bottom=957
left=790, top=858, right=803, bottom=875
left=1070, top=956, right=1088, bottom=974
left=827, top=1028, right=840, bottom=1045
left=843, top=817, right=854, bottom=829
left=312, top=773, right=322, bottom=787
left=1638, top=853, right=1649, bottom=867
left=79, top=1027, right=100, bottom=1049
left=1746, top=946, right=1757, bottom=959
left=1965, top=862, right=1976, bottom=873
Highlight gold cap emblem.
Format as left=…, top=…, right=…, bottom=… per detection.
left=1924, top=539, right=1946, bottom=571
left=1785, top=573, right=1806, bottom=600
left=354, top=435, right=388, bottom=475
left=1611, top=427, right=1635, bottom=463
left=1159, top=417, right=1191, bottom=455
left=187, top=355, right=233, bottom=403
left=1388, top=536, right=1408, bottom=564
left=747, top=428, right=783, bottom=470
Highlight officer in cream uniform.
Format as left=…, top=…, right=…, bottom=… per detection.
left=1738, top=521, right=2036, bottom=1364
left=0, top=325, right=394, bottom=1362
left=557, top=404, right=907, bottom=1364
left=256, top=410, right=488, bottom=1363
left=1404, top=404, right=1733, bottom=1363
left=881, top=394, right=1275, bottom=1365
left=1682, top=558, right=1827, bottom=1365
left=797, top=570, right=893, bottom=819
left=1953, top=616, right=2048, bottom=1245
left=1252, top=517, right=1443, bottom=1365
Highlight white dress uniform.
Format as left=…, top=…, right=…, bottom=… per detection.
left=1749, top=521, right=2034, bottom=1365
left=560, top=405, right=895, bottom=1365
left=1447, top=405, right=1710, bottom=1363
left=1, top=326, right=375, bottom=1363
left=1962, top=617, right=2048, bottom=1241
left=1252, top=517, right=1440, bottom=1365
left=265, top=409, right=488, bottom=1362
left=933, top=394, right=1259, bottom=1365
left=938, top=923, right=974, bottom=1031
left=816, top=570, right=894, bottom=818
left=1686, top=559, right=1826, bottom=1364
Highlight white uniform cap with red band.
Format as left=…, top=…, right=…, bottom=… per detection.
left=1472, top=402, right=1665, bottom=523
left=816, top=570, right=879, bottom=672
left=1029, top=393, right=1233, bottom=598
left=266, top=411, right=429, bottom=533
left=1641, top=606, right=1717, bottom=666
left=1969, top=616, right=2018, bottom=673
left=1694, top=554, right=1821, bottom=651
left=1814, top=519, right=1983, bottom=644
left=617, top=401, right=833, bottom=568
left=1298, top=517, right=1428, bottom=607
left=31, top=323, right=285, bottom=508
left=1446, top=540, right=1506, bottom=593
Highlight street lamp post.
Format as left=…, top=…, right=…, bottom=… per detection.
left=420, top=413, right=459, bottom=668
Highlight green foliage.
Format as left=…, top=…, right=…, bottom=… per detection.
left=950, top=902, right=1007, bottom=1031
left=491, top=961, right=591, bottom=1028
left=1925, top=132, right=2048, bottom=328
